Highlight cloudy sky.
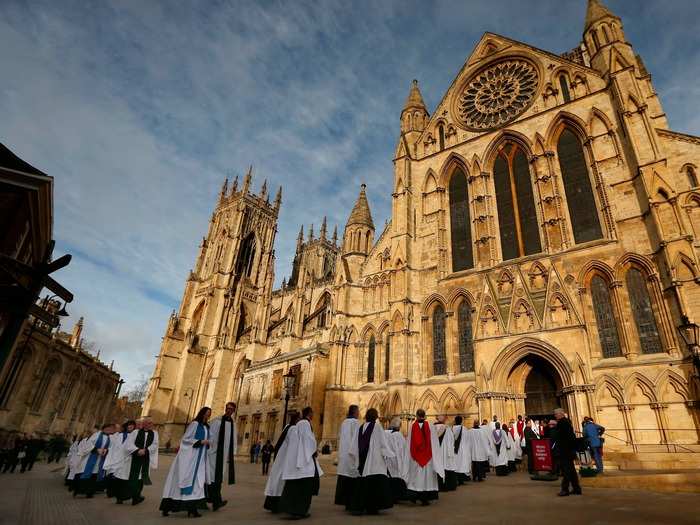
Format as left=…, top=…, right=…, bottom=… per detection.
left=1, top=0, right=698, bottom=390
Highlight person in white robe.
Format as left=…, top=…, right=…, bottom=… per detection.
left=490, top=422, right=511, bottom=476
left=523, top=417, right=540, bottom=473
left=403, top=409, right=444, bottom=506
left=206, top=401, right=237, bottom=511
left=451, top=416, right=471, bottom=484
left=64, top=434, right=84, bottom=490
left=504, top=425, right=517, bottom=472
left=334, top=404, right=360, bottom=506
left=385, top=417, right=407, bottom=502
left=345, top=407, right=394, bottom=515
left=264, top=414, right=299, bottom=513
left=279, top=406, right=324, bottom=519
left=74, top=423, right=115, bottom=497
left=435, top=415, right=457, bottom=492
left=104, top=419, right=137, bottom=501
left=119, top=417, right=158, bottom=505
left=160, top=407, right=211, bottom=518
left=470, top=420, right=490, bottom=481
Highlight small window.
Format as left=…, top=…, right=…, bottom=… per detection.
left=626, top=268, right=663, bottom=354
left=559, top=75, right=571, bottom=103
left=367, top=336, right=376, bottom=382
left=687, top=166, right=698, bottom=188
left=432, top=306, right=447, bottom=375
left=384, top=336, right=391, bottom=381
left=438, top=125, right=445, bottom=151
left=592, top=29, right=601, bottom=49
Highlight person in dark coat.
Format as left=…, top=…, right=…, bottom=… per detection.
left=523, top=419, right=539, bottom=473
left=261, top=440, right=274, bottom=475
left=553, top=408, right=581, bottom=496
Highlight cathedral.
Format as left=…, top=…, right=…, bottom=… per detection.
left=143, top=0, right=700, bottom=452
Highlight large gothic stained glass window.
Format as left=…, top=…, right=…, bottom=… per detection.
left=557, top=129, right=603, bottom=244
left=590, top=276, right=622, bottom=358
left=457, top=302, right=475, bottom=372
left=449, top=168, right=473, bottom=272
left=626, top=268, right=663, bottom=354
left=432, top=306, right=447, bottom=375
left=494, top=144, right=541, bottom=261
left=367, top=335, right=376, bottom=382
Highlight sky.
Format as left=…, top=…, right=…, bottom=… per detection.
left=1, top=0, right=699, bottom=390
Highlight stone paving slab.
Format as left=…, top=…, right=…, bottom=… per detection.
left=2, top=456, right=699, bottom=525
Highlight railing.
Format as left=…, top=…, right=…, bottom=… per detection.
left=593, top=428, right=700, bottom=454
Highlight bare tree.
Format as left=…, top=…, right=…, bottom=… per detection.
left=126, top=377, right=149, bottom=404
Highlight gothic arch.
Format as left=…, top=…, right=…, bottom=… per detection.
left=671, top=252, right=697, bottom=281
left=389, top=391, right=403, bottom=416
left=447, top=288, right=475, bottom=311
left=470, top=154, right=482, bottom=175
left=623, top=372, right=658, bottom=403
left=578, top=259, right=616, bottom=286
left=439, top=387, right=462, bottom=413
left=438, top=152, right=471, bottom=188
left=360, top=323, right=376, bottom=343
left=489, top=337, right=574, bottom=391
left=544, top=110, right=589, bottom=149
left=376, top=320, right=391, bottom=340
left=414, top=389, right=439, bottom=413
left=421, top=293, right=447, bottom=316
left=654, top=369, right=690, bottom=400
left=594, top=374, right=624, bottom=405
left=482, top=129, right=534, bottom=167
left=614, top=252, right=658, bottom=281
left=684, top=192, right=700, bottom=207
left=572, top=353, right=591, bottom=384
left=461, top=386, right=477, bottom=411
left=422, top=170, right=438, bottom=193
left=391, top=310, right=404, bottom=332
left=587, top=107, right=616, bottom=136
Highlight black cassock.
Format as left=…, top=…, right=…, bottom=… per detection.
left=207, top=416, right=235, bottom=510
left=127, top=429, right=154, bottom=501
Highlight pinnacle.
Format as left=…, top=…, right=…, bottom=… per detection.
left=346, top=183, right=375, bottom=230
left=402, top=79, right=427, bottom=113
left=585, top=0, right=619, bottom=30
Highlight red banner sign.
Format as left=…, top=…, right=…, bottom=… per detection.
left=532, top=438, right=553, bottom=471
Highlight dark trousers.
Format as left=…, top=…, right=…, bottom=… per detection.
left=3, top=460, right=18, bottom=473
left=262, top=461, right=270, bottom=475
left=207, top=482, right=224, bottom=509
left=560, top=457, right=581, bottom=494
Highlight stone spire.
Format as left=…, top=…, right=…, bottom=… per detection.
left=260, top=178, right=268, bottom=201
left=219, top=177, right=228, bottom=204
left=297, top=225, right=304, bottom=250
left=274, top=186, right=282, bottom=210
left=231, top=175, right=239, bottom=195
left=242, top=165, right=252, bottom=193
left=584, top=0, right=619, bottom=31
left=308, top=223, right=314, bottom=241
left=346, top=184, right=375, bottom=230
left=400, top=79, right=429, bottom=136
left=70, top=317, right=84, bottom=349
left=402, top=79, right=427, bottom=113
left=320, top=216, right=327, bottom=240
left=332, top=225, right=338, bottom=245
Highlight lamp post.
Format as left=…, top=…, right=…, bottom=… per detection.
left=677, top=315, right=700, bottom=377
left=183, top=387, right=195, bottom=426
left=282, top=370, right=296, bottom=426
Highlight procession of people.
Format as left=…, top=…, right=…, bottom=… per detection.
left=53, top=402, right=595, bottom=519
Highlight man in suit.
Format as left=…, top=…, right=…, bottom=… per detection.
left=553, top=408, right=581, bottom=496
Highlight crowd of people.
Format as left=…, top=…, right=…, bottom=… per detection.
left=0, top=433, right=69, bottom=473
left=38, top=401, right=605, bottom=520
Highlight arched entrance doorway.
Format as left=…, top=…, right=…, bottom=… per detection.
left=508, top=354, right=566, bottom=420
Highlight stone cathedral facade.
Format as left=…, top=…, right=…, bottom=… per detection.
left=144, top=1, right=700, bottom=451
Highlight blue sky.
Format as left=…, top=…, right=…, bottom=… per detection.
left=1, top=0, right=698, bottom=390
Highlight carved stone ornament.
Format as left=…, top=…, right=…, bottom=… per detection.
left=456, top=59, right=539, bottom=131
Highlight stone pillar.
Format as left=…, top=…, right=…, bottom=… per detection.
left=650, top=402, right=670, bottom=444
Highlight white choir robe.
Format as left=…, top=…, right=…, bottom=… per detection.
left=480, top=425, right=496, bottom=465
left=264, top=426, right=296, bottom=500
left=65, top=440, right=80, bottom=477
left=451, top=425, right=471, bottom=476
left=76, top=431, right=111, bottom=476
left=161, top=422, right=209, bottom=502
left=435, top=424, right=456, bottom=472
left=206, top=417, right=236, bottom=483
left=402, top=421, right=444, bottom=494
left=103, top=431, right=131, bottom=478
left=120, top=429, right=159, bottom=481
left=385, top=429, right=407, bottom=482
left=490, top=429, right=510, bottom=468
left=336, top=418, right=360, bottom=478
left=506, top=430, right=520, bottom=462
left=281, top=419, right=324, bottom=481
left=348, top=422, right=394, bottom=476
left=470, top=427, right=491, bottom=464
left=68, top=438, right=89, bottom=479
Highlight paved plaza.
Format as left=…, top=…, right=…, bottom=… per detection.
left=3, top=456, right=699, bottom=525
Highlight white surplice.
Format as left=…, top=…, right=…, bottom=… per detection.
left=65, top=439, right=81, bottom=477
left=348, top=422, right=393, bottom=477
left=336, top=417, right=360, bottom=478
left=403, top=421, right=444, bottom=492
left=103, top=431, right=131, bottom=477
left=489, top=429, right=510, bottom=467
left=75, top=431, right=110, bottom=476
left=161, top=421, right=209, bottom=501
left=451, top=425, right=471, bottom=475
left=470, top=427, right=491, bottom=463
left=281, top=419, right=324, bottom=480
left=119, top=429, right=159, bottom=481
left=435, top=423, right=456, bottom=471
left=385, top=429, right=407, bottom=481
left=480, top=425, right=496, bottom=465
left=206, top=417, right=236, bottom=482
left=264, top=425, right=295, bottom=498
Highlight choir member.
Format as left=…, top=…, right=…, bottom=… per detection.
left=334, top=404, right=360, bottom=506
left=346, top=408, right=394, bottom=515
left=490, top=422, right=510, bottom=476
left=403, top=409, right=444, bottom=506
left=451, top=416, right=471, bottom=484
left=435, top=415, right=457, bottom=492
left=385, top=417, right=407, bottom=502
left=278, top=406, right=324, bottom=519
left=74, top=423, right=115, bottom=498
left=104, top=419, right=137, bottom=502
left=470, top=420, right=490, bottom=482
left=65, top=433, right=86, bottom=491
left=122, top=417, right=159, bottom=505
left=160, top=407, right=211, bottom=518
left=206, top=401, right=237, bottom=511
left=263, top=413, right=299, bottom=513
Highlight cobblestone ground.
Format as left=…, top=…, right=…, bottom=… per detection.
left=3, top=456, right=699, bottom=525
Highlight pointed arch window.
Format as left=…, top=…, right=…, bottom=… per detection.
left=559, top=75, right=571, bottom=103
left=457, top=301, right=475, bottom=372
left=0, top=350, right=29, bottom=407
left=590, top=276, right=622, bottom=358
left=432, top=306, right=447, bottom=375
left=558, top=129, right=603, bottom=243
left=31, top=359, right=59, bottom=412
left=57, top=369, right=80, bottom=415
left=384, top=335, right=391, bottom=381
left=494, top=143, right=541, bottom=261
left=686, top=166, right=698, bottom=188
left=367, top=335, right=376, bottom=383
left=626, top=268, right=663, bottom=354
left=449, top=167, right=473, bottom=271
left=438, top=124, right=445, bottom=150
left=236, top=234, right=256, bottom=278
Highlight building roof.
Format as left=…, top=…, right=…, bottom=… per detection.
left=0, top=143, right=47, bottom=177
left=346, top=184, right=374, bottom=230
left=402, top=79, right=427, bottom=113
left=585, top=0, right=619, bottom=31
